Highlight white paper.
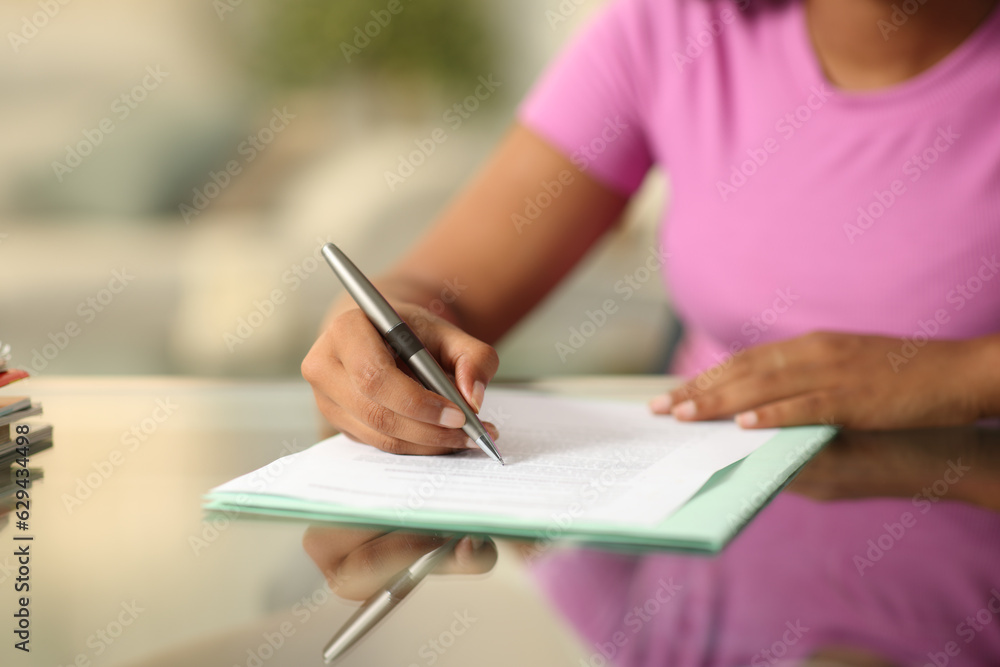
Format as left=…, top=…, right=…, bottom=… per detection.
left=211, top=390, right=778, bottom=527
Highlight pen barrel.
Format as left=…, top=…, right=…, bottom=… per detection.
left=322, top=590, right=397, bottom=663
left=407, top=349, right=487, bottom=440
left=322, top=537, right=460, bottom=663
left=322, top=244, right=402, bottom=332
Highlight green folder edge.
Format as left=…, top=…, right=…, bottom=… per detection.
left=204, top=425, right=835, bottom=554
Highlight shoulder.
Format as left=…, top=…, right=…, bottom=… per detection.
left=592, top=0, right=788, bottom=45
left=582, top=0, right=797, bottom=87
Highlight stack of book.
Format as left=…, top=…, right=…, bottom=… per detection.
left=0, top=342, right=51, bottom=530
left=0, top=342, right=52, bottom=470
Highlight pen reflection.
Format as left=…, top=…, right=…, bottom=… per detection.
left=302, top=428, right=1000, bottom=666
left=302, top=527, right=497, bottom=601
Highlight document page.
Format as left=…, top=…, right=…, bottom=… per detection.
left=211, top=390, right=778, bottom=527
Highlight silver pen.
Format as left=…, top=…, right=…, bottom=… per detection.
left=322, top=536, right=461, bottom=663
left=322, top=243, right=503, bottom=465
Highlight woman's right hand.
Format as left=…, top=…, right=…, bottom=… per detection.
left=301, top=125, right=628, bottom=455
left=301, top=302, right=500, bottom=456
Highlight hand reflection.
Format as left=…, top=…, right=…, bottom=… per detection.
left=788, top=427, right=1000, bottom=510
left=302, top=527, right=497, bottom=601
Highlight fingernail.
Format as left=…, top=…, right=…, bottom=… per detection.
left=673, top=400, right=696, bottom=419
left=469, top=536, right=484, bottom=550
left=471, top=381, right=486, bottom=412
left=464, top=437, right=480, bottom=449
left=736, top=411, right=758, bottom=428
left=649, top=395, right=673, bottom=413
left=439, top=407, right=465, bottom=428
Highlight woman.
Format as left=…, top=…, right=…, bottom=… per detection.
left=302, top=1, right=1000, bottom=663
left=303, top=0, right=1000, bottom=448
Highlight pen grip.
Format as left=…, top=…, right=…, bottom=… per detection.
left=384, top=327, right=474, bottom=426
left=386, top=572, right=420, bottom=600
left=383, top=322, right=424, bottom=361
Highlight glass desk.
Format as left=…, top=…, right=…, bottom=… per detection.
left=1, top=376, right=998, bottom=667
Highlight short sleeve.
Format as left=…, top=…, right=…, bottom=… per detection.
left=518, top=0, right=655, bottom=196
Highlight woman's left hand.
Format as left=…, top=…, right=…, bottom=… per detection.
left=649, top=332, right=998, bottom=430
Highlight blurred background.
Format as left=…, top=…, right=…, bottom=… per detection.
left=1, top=0, right=675, bottom=379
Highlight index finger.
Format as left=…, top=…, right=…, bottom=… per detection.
left=672, top=336, right=809, bottom=402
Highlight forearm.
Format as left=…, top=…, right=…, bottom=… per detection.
left=965, top=333, right=1000, bottom=420
left=386, top=124, right=629, bottom=344
left=325, top=124, right=629, bottom=344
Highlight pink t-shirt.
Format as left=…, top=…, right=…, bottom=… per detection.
left=519, top=0, right=1000, bottom=377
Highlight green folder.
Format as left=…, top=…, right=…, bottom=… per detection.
left=204, top=424, right=834, bottom=554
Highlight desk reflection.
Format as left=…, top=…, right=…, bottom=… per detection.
left=302, top=428, right=1000, bottom=667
